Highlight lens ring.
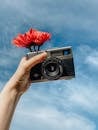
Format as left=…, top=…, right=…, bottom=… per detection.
left=42, top=57, right=63, bottom=80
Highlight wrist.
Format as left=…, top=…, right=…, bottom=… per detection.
left=1, top=77, right=23, bottom=99
left=3, top=72, right=25, bottom=96
left=1, top=84, right=22, bottom=99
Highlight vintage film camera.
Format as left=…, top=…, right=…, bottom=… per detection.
left=27, top=46, right=75, bottom=83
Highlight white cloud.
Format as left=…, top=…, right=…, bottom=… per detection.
left=0, top=47, right=24, bottom=68
left=1, top=0, right=98, bottom=37
left=0, top=47, right=25, bottom=84
left=11, top=107, right=96, bottom=130
left=66, top=81, right=98, bottom=114
left=75, top=45, right=98, bottom=69
left=85, top=52, right=98, bottom=67
left=65, top=45, right=98, bottom=114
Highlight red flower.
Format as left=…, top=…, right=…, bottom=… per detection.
left=12, top=28, right=51, bottom=50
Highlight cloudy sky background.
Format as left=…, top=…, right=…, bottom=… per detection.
left=0, top=0, right=98, bottom=130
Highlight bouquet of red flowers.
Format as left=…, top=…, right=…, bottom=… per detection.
left=12, top=28, right=51, bottom=52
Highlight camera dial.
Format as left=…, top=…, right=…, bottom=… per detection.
left=42, top=57, right=63, bottom=80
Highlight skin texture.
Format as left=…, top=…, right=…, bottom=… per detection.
left=0, top=52, right=47, bottom=130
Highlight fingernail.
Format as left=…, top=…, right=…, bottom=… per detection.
left=42, top=51, right=47, bottom=57
left=40, top=52, right=47, bottom=62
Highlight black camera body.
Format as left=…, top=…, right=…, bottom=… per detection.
left=27, top=46, right=75, bottom=83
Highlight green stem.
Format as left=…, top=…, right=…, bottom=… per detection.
left=38, top=45, right=41, bottom=51
left=33, top=46, right=36, bottom=51
left=28, top=46, right=32, bottom=52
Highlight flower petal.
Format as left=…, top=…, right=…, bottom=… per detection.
left=12, top=28, right=51, bottom=48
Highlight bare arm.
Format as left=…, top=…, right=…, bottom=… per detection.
left=0, top=52, right=47, bottom=130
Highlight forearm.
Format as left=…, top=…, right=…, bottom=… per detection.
left=0, top=52, right=47, bottom=130
left=0, top=82, right=21, bottom=130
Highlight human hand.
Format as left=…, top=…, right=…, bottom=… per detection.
left=5, top=52, right=47, bottom=95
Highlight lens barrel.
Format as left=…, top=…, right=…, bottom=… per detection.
left=42, top=57, right=63, bottom=80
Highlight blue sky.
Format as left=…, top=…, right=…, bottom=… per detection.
left=0, top=0, right=98, bottom=130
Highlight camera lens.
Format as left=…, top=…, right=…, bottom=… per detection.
left=42, top=57, right=63, bottom=80
left=45, top=63, right=59, bottom=76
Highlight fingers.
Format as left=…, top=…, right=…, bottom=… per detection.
left=24, top=52, right=47, bottom=70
